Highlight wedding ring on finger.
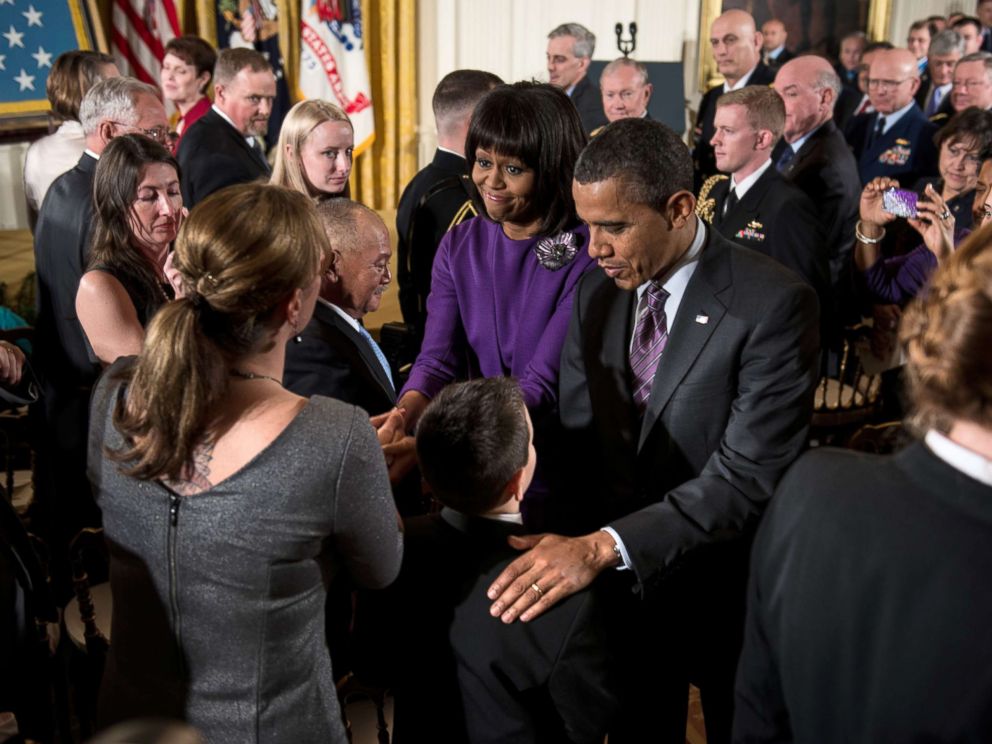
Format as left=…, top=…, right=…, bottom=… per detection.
left=530, top=582, right=544, bottom=597
left=939, top=209, right=952, bottom=221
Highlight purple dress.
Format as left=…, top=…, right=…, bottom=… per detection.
left=862, top=228, right=968, bottom=306
left=402, top=217, right=595, bottom=414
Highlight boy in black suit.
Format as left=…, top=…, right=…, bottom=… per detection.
left=356, top=378, right=615, bottom=744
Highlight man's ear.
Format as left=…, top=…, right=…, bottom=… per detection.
left=325, top=249, right=344, bottom=282
left=667, top=191, right=697, bottom=229
left=97, top=119, right=116, bottom=148
left=502, top=466, right=526, bottom=504
left=214, top=83, right=226, bottom=104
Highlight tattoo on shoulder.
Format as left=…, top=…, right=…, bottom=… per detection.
left=164, top=441, right=215, bottom=496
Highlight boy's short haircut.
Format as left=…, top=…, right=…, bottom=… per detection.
left=415, top=377, right=530, bottom=515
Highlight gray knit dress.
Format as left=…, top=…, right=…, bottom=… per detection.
left=88, top=358, right=402, bottom=742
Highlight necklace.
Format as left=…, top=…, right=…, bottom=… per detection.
left=229, top=368, right=283, bottom=386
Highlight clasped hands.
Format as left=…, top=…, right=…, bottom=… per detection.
left=371, top=408, right=417, bottom=484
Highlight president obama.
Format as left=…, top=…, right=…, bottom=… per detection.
left=487, top=118, right=819, bottom=743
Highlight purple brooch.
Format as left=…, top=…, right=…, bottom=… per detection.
left=533, top=231, right=580, bottom=271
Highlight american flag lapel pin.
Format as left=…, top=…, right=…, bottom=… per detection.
left=695, top=314, right=709, bottom=324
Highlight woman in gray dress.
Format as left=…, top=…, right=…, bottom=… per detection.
left=87, top=182, right=403, bottom=742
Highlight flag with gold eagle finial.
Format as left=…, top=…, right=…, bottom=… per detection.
left=297, top=0, right=374, bottom=153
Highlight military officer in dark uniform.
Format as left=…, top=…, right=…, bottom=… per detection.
left=693, top=9, right=775, bottom=191
left=701, top=86, right=829, bottom=314
left=846, top=48, right=939, bottom=186
left=395, top=69, right=502, bottom=346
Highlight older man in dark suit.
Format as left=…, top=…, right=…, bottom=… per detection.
left=693, top=9, right=776, bottom=190
left=546, top=22, right=607, bottom=134
left=773, top=56, right=862, bottom=325
left=285, top=199, right=394, bottom=416
left=32, top=76, right=168, bottom=580
left=846, top=47, right=939, bottom=185
left=177, top=48, right=275, bottom=207
left=487, top=118, right=819, bottom=744
left=396, top=69, right=502, bottom=346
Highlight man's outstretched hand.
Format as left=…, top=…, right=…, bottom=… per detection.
left=486, top=531, right=620, bottom=624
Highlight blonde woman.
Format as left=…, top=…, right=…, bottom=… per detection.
left=271, top=99, right=354, bottom=198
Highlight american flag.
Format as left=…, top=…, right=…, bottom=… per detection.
left=0, top=0, right=94, bottom=116
left=111, top=0, right=179, bottom=85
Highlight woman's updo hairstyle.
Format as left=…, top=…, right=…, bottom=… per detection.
left=111, top=183, right=325, bottom=481
left=900, top=221, right=992, bottom=432
left=465, top=81, right=587, bottom=237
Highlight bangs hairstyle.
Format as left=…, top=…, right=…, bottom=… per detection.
left=901, top=221, right=992, bottom=433
left=935, top=106, right=992, bottom=158
left=270, top=99, right=354, bottom=199
left=109, top=183, right=325, bottom=481
left=415, top=377, right=530, bottom=515
left=465, top=81, right=587, bottom=237
left=164, top=35, right=217, bottom=79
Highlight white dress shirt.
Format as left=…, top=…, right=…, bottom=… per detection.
left=925, top=430, right=992, bottom=486
left=23, top=120, right=86, bottom=213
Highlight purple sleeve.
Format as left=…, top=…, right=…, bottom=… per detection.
left=400, top=230, right=465, bottom=401
left=862, top=244, right=937, bottom=305
left=517, top=261, right=592, bottom=414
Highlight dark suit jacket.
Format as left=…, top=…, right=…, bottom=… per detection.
left=33, top=152, right=101, bottom=393
left=558, top=226, right=819, bottom=591
left=834, top=63, right=859, bottom=91
left=569, top=74, right=607, bottom=135
left=734, top=442, right=992, bottom=742
left=914, top=64, right=931, bottom=109
left=395, top=148, right=476, bottom=342
left=177, top=108, right=271, bottom=208
left=847, top=106, right=938, bottom=185
left=693, top=62, right=776, bottom=190
left=832, top=85, right=862, bottom=132
left=774, top=120, right=861, bottom=316
left=356, top=509, right=616, bottom=744
left=283, top=301, right=395, bottom=416
left=928, top=92, right=955, bottom=129
left=765, top=47, right=794, bottom=69
left=709, top=165, right=829, bottom=310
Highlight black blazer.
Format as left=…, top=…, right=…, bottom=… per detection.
left=395, top=148, right=475, bottom=341
left=557, top=227, right=819, bottom=589
left=283, top=301, right=395, bottom=416
left=33, top=152, right=101, bottom=392
left=832, top=84, right=862, bottom=132
left=569, top=74, right=608, bottom=135
left=356, top=509, right=616, bottom=744
left=708, top=166, right=829, bottom=315
left=735, top=442, right=992, bottom=741
left=177, top=108, right=271, bottom=208
left=692, top=62, right=776, bottom=189
left=774, top=120, right=861, bottom=309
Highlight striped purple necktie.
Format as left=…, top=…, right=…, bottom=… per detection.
left=630, top=283, right=670, bottom=414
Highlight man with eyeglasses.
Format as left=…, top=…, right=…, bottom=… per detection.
left=32, top=76, right=168, bottom=591
left=596, top=58, right=653, bottom=131
left=847, top=47, right=938, bottom=185
left=944, top=52, right=992, bottom=122
left=178, top=47, right=275, bottom=207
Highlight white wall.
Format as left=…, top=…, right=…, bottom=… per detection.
left=0, top=143, right=31, bottom=231
left=415, top=0, right=703, bottom=164
left=889, top=1, right=967, bottom=46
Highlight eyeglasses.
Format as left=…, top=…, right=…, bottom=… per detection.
left=110, top=122, right=174, bottom=145
left=866, top=78, right=912, bottom=90
left=952, top=79, right=990, bottom=90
